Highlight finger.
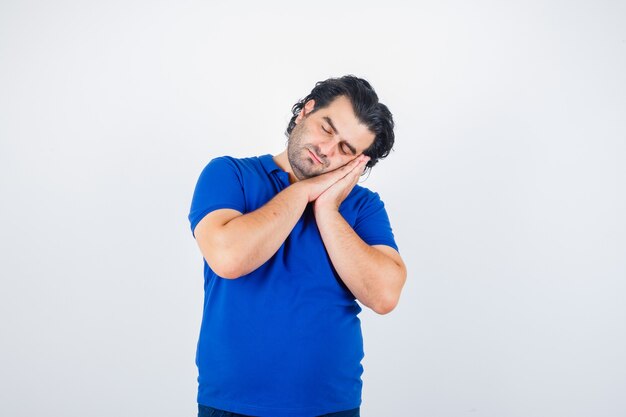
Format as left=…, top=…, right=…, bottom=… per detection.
left=353, top=158, right=368, bottom=181
left=323, top=155, right=368, bottom=187
left=341, top=155, right=369, bottom=176
left=323, top=157, right=361, bottom=183
left=337, top=163, right=363, bottom=196
left=348, top=156, right=369, bottom=176
left=339, top=155, right=363, bottom=173
left=337, top=157, right=367, bottom=186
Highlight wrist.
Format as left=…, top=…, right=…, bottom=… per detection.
left=313, top=200, right=340, bottom=216
left=290, top=180, right=314, bottom=203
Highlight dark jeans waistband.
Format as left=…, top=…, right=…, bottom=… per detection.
left=198, top=403, right=360, bottom=417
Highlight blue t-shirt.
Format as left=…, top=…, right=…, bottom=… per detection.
left=188, top=154, right=398, bottom=417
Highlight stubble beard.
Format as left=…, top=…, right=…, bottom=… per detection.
left=287, top=122, right=326, bottom=180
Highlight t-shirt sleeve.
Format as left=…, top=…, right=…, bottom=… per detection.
left=353, top=191, right=399, bottom=252
left=188, top=156, right=246, bottom=238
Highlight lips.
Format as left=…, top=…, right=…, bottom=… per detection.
left=307, top=148, right=323, bottom=165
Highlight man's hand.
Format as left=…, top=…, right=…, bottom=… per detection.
left=297, top=155, right=368, bottom=202
left=313, top=155, right=370, bottom=213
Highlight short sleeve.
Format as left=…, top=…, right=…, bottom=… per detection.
left=188, top=157, right=246, bottom=238
left=353, top=192, right=399, bottom=252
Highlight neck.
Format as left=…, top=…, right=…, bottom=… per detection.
left=273, top=150, right=299, bottom=184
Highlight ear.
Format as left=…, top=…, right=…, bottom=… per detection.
left=295, top=99, right=316, bottom=124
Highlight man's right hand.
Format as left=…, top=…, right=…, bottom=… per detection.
left=297, top=155, right=368, bottom=202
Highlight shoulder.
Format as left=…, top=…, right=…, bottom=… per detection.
left=201, top=154, right=266, bottom=176
left=342, top=183, right=398, bottom=250
left=339, top=184, right=387, bottom=218
left=346, top=184, right=385, bottom=208
left=205, top=154, right=255, bottom=168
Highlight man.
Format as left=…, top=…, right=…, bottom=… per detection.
left=188, top=75, right=407, bottom=417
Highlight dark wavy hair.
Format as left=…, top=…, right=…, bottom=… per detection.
left=285, top=75, right=395, bottom=171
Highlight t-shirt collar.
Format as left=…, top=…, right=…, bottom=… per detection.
left=259, top=154, right=292, bottom=186
left=259, top=154, right=283, bottom=175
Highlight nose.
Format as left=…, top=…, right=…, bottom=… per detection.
left=317, top=137, right=337, bottom=158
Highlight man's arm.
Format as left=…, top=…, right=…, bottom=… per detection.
left=194, top=184, right=308, bottom=279
left=194, top=156, right=365, bottom=279
left=314, top=209, right=407, bottom=314
left=313, top=158, right=407, bottom=314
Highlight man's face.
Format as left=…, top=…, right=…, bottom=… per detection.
left=287, top=95, right=376, bottom=180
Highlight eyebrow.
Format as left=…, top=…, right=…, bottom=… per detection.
left=323, top=116, right=357, bottom=155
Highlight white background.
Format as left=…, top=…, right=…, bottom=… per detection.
left=1, top=1, right=625, bottom=416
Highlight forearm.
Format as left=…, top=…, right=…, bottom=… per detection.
left=314, top=208, right=405, bottom=314
left=216, top=182, right=309, bottom=278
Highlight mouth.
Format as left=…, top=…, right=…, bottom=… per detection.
left=307, top=148, right=323, bottom=165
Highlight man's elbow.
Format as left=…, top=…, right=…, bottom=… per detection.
left=372, top=270, right=406, bottom=315
left=203, top=251, right=246, bottom=279
left=373, top=296, right=399, bottom=315
left=194, top=222, right=243, bottom=279
left=211, top=262, right=243, bottom=279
